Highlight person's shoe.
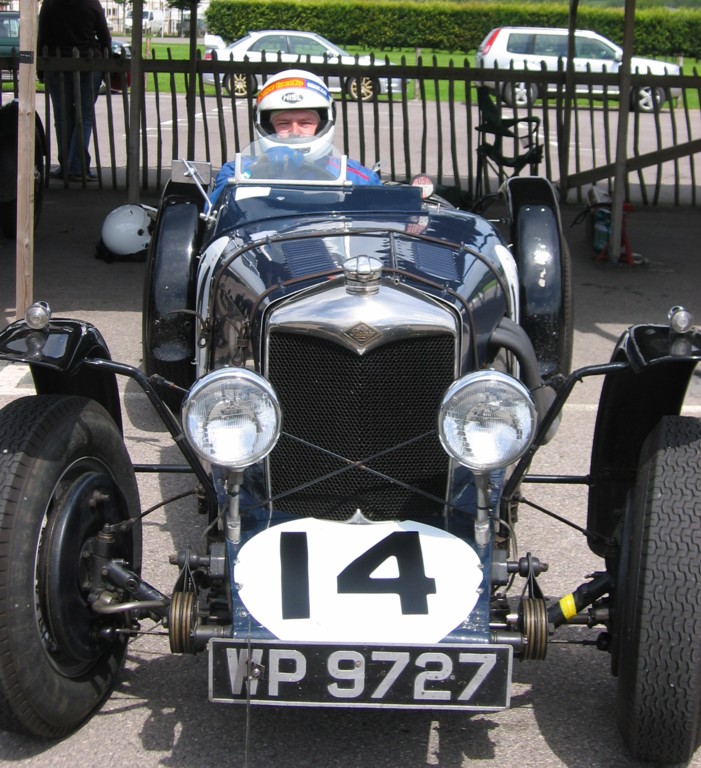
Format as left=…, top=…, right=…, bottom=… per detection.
left=68, top=170, right=98, bottom=182
left=49, top=167, right=64, bottom=179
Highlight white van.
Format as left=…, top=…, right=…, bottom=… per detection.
left=125, top=9, right=165, bottom=36
left=476, top=27, right=681, bottom=112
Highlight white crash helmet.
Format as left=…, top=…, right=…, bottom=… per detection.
left=254, top=69, right=336, bottom=161
left=100, top=204, right=155, bottom=258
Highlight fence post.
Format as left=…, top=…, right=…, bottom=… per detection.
left=15, top=0, right=38, bottom=319
left=127, top=0, right=144, bottom=203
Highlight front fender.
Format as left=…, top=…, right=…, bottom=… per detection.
left=504, top=176, right=573, bottom=382
left=0, top=319, right=123, bottom=431
left=587, top=323, right=701, bottom=558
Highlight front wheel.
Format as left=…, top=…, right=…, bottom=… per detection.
left=631, top=86, right=664, bottom=113
left=615, top=415, right=701, bottom=764
left=0, top=395, right=142, bottom=738
left=347, top=76, right=379, bottom=102
left=224, top=72, right=256, bottom=99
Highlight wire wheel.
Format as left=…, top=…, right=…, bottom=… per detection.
left=347, top=76, right=378, bottom=102
left=224, top=72, right=256, bottom=99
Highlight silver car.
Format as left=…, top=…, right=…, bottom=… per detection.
left=476, top=26, right=681, bottom=112
left=203, top=29, right=401, bottom=101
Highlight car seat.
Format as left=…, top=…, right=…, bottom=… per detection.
left=474, top=86, right=543, bottom=201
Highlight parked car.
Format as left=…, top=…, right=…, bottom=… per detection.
left=476, top=26, right=681, bottom=112
left=177, top=12, right=208, bottom=37
left=101, top=40, right=132, bottom=94
left=1, top=138, right=701, bottom=764
left=203, top=30, right=401, bottom=101
left=125, top=9, right=165, bottom=36
left=0, top=10, right=19, bottom=81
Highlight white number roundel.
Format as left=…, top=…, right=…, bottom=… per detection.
left=234, top=518, right=484, bottom=644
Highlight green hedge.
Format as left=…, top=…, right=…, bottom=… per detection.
left=205, top=0, right=701, bottom=57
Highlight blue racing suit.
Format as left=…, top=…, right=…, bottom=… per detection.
left=209, top=149, right=381, bottom=207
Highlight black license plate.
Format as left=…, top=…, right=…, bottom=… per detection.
left=209, top=640, right=512, bottom=710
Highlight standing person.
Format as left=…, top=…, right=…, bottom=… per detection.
left=37, top=0, right=111, bottom=182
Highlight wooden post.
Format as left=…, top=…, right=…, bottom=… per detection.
left=15, top=1, right=38, bottom=320
left=559, top=0, right=580, bottom=203
left=186, top=0, right=198, bottom=160
left=128, top=0, right=144, bottom=203
left=608, top=0, right=636, bottom=263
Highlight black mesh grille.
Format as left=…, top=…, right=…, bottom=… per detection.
left=267, top=332, right=454, bottom=520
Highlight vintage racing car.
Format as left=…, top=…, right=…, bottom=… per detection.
left=0, top=143, right=700, bottom=765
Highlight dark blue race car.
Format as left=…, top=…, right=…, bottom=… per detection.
left=1, top=142, right=700, bottom=765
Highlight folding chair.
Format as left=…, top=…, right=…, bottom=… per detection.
left=474, top=86, right=543, bottom=201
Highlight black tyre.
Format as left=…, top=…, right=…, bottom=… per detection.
left=0, top=395, right=142, bottom=738
left=631, top=86, right=664, bottom=114
left=347, top=76, right=379, bottom=102
left=0, top=106, right=45, bottom=239
left=502, top=81, right=537, bottom=109
left=0, top=165, right=43, bottom=238
left=615, top=415, right=701, bottom=764
left=224, top=72, right=256, bottom=99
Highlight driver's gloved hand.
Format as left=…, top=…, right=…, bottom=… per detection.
left=265, top=147, right=305, bottom=177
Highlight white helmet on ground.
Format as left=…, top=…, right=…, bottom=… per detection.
left=98, top=204, right=156, bottom=262
left=254, top=69, right=335, bottom=161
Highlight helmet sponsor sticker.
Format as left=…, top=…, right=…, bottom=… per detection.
left=258, top=77, right=331, bottom=103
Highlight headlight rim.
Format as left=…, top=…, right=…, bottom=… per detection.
left=182, top=367, right=281, bottom=469
left=438, top=369, right=537, bottom=473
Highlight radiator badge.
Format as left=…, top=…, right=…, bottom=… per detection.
left=344, top=322, right=380, bottom=345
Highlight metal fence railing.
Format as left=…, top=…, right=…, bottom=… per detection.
left=2, top=52, right=699, bottom=206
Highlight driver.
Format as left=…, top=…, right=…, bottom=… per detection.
left=209, top=69, right=381, bottom=205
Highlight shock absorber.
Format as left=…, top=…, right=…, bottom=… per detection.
left=548, top=572, right=612, bottom=628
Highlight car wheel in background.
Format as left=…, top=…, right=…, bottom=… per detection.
left=631, top=86, right=663, bottom=113
left=347, top=76, right=379, bottom=102
left=501, top=81, right=538, bottom=109
left=224, top=72, right=256, bottom=98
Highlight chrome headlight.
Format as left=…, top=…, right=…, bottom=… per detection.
left=668, top=305, right=694, bottom=334
left=438, top=371, right=537, bottom=472
left=25, top=301, right=51, bottom=330
left=182, top=368, right=281, bottom=468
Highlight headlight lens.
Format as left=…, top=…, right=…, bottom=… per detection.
left=668, top=305, right=694, bottom=334
left=182, top=368, right=281, bottom=468
left=25, top=301, right=51, bottom=330
left=438, top=371, right=537, bottom=472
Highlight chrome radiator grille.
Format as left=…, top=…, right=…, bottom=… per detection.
left=266, top=332, right=455, bottom=520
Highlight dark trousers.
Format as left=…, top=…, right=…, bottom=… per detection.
left=46, top=69, right=103, bottom=175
